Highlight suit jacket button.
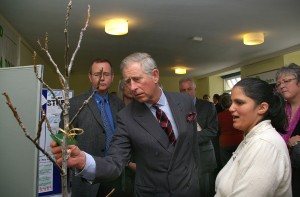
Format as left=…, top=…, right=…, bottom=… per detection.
left=155, top=152, right=159, bottom=156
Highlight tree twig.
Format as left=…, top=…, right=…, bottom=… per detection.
left=37, top=38, right=66, bottom=85
left=69, top=68, right=102, bottom=126
left=2, top=92, right=64, bottom=175
left=67, top=4, right=90, bottom=76
left=33, top=53, right=64, bottom=110
left=64, top=0, right=72, bottom=74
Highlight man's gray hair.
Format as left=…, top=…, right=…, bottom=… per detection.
left=120, top=52, right=158, bottom=76
left=179, top=76, right=196, bottom=88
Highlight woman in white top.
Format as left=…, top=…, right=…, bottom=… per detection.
left=215, top=78, right=292, bottom=197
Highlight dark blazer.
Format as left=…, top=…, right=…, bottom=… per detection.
left=195, top=98, right=218, bottom=173
left=92, top=92, right=200, bottom=196
left=61, top=91, right=124, bottom=197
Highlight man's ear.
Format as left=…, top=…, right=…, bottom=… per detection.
left=153, top=69, right=160, bottom=83
left=88, top=73, right=92, bottom=83
left=258, top=102, right=269, bottom=115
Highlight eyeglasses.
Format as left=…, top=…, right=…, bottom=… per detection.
left=275, top=78, right=297, bottom=88
left=91, top=72, right=112, bottom=77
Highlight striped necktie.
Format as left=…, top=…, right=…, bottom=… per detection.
left=152, top=103, right=176, bottom=145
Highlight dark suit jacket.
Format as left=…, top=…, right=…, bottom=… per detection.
left=195, top=98, right=218, bottom=173
left=92, top=92, right=200, bottom=196
left=60, top=91, right=124, bottom=197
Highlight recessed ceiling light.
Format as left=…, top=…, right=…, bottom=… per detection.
left=105, top=19, right=128, bottom=35
left=243, top=32, right=264, bottom=45
left=175, top=68, right=187, bottom=74
left=191, top=36, right=203, bottom=42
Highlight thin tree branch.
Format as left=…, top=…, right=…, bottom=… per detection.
left=37, top=38, right=66, bottom=84
left=64, top=0, right=72, bottom=74
left=67, top=4, right=90, bottom=76
left=33, top=53, right=64, bottom=110
left=69, top=68, right=102, bottom=126
left=2, top=92, right=64, bottom=175
left=34, top=107, right=46, bottom=143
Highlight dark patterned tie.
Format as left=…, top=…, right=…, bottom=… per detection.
left=152, top=103, right=176, bottom=144
left=99, top=98, right=114, bottom=155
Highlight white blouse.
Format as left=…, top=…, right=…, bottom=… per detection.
left=215, top=120, right=292, bottom=197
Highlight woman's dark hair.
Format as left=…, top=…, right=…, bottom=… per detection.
left=234, top=78, right=287, bottom=133
left=220, top=93, right=231, bottom=109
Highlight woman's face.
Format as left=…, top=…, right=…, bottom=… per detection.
left=276, top=74, right=300, bottom=102
left=229, top=86, right=265, bottom=133
left=123, top=83, right=133, bottom=99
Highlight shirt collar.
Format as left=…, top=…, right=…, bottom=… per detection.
left=94, top=90, right=109, bottom=103
left=145, top=88, right=166, bottom=108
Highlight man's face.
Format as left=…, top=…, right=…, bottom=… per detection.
left=179, top=81, right=196, bottom=98
left=88, top=62, right=114, bottom=95
left=122, top=62, right=160, bottom=104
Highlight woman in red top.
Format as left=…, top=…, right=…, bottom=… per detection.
left=218, top=93, right=244, bottom=167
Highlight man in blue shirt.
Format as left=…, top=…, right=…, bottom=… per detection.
left=60, top=58, right=124, bottom=197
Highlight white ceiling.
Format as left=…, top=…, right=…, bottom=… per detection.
left=1, top=0, right=300, bottom=77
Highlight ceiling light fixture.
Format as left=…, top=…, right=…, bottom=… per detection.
left=192, top=36, right=203, bottom=42
left=175, top=68, right=186, bottom=74
left=243, top=32, right=264, bottom=45
left=105, top=19, right=128, bottom=35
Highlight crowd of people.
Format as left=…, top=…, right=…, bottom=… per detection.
left=50, top=52, right=299, bottom=197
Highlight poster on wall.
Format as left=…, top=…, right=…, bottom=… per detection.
left=38, top=89, right=73, bottom=196
left=248, top=69, right=278, bottom=89
left=0, top=17, right=20, bottom=68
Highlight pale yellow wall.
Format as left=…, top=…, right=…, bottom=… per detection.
left=241, top=56, right=284, bottom=78
left=241, top=50, right=300, bottom=79
left=159, top=76, right=183, bottom=92
left=284, top=51, right=300, bottom=65
left=196, top=77, right=209, bottom=99
left=209, top=75, right=224, bottom=98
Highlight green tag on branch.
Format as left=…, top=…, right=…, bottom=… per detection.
left=50, top=133, right=77, bottom=145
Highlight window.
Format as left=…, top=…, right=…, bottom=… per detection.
left=222, top=72, right=241, bottom=93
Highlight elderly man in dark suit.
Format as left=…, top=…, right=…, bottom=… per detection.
left=179, top=76, right=218, bottom=197
left=62, top=58, right=124, bottom=197
left=51, top=52, right=200, bottom=196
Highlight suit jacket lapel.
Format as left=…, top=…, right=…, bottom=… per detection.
left=108, top=94, right=120, bottom=126
left=165, top=93, right=189, bottom=157
left=133, top=100, right=171, bottom=152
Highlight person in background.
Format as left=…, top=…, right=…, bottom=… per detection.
left=275, top=63, right=300, bottom=197
left=217, top=93, right=243, bottom=167
left=212, top=93, right=223, bottom=173
left=213, top=94, right=223, bottom=113
left=179, top=76, right=218, bottom=197
left=215, top=78, right=291, bottom=196
left=117, top=79, right=135, bottom=197
left=51, top=52, right=200, bottom=196
left=117, top=79, right=134, bottom=106
left=61, top=58, right=124, bottom=197
left=203, top=94, right=210, bottom=101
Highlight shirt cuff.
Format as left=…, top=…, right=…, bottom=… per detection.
left=75, top=151, right=96, bottom=181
